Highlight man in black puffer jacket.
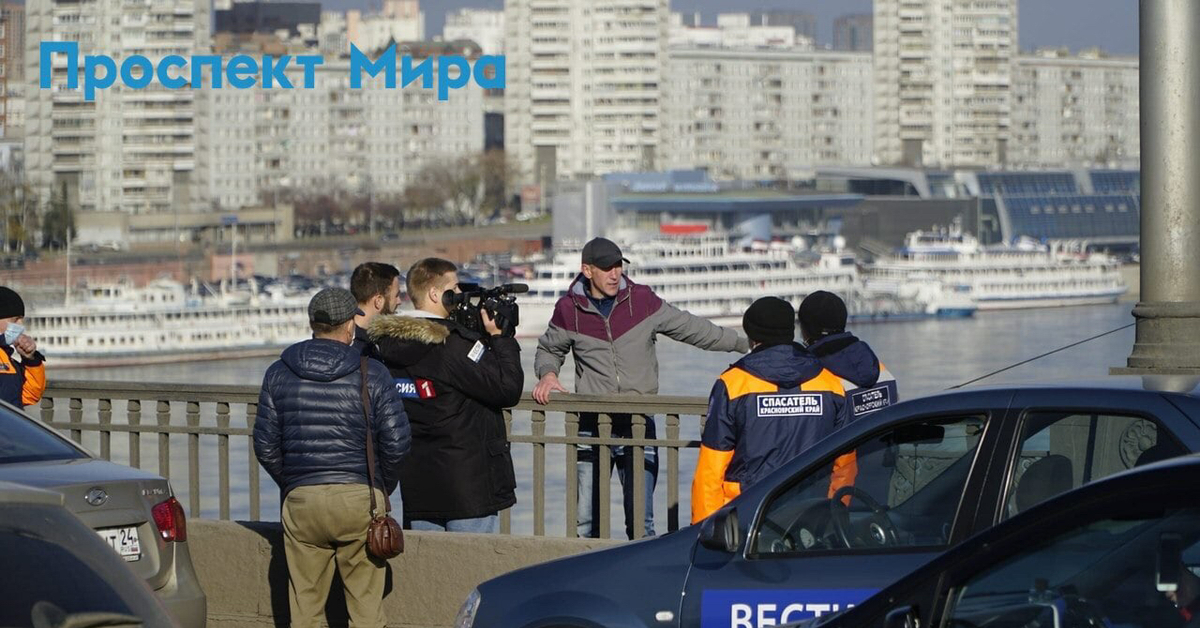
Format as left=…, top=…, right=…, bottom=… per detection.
left=369, top=257, right=523, bottom=534
left=254, top=287, right=410, bottom=628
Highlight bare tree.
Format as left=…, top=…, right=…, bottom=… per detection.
left=41, top=181, right=75, bottom=250
left=479, top=149, right=512, bottom=218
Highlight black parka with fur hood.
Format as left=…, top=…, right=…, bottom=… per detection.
left=369, top=314, right=523, bottom=520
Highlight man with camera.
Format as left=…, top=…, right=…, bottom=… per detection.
left=368, top=257, right=523, bottom=533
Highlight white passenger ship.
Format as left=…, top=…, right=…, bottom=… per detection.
left=513, top=237, right=976, bottom=338
left=26, top=279, right=316, bottom=368
left=866, top=224, right=1127, bottom=310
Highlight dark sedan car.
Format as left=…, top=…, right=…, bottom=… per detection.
left=782, top=453, right=1200, bottom=628
left=0, top=481, right=180, bottom=628
left=0, top=402, right=206, bottom=628
left=459, top=378, right=1200, bottom=628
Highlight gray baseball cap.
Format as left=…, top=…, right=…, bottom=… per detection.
left=581, top=237, right=630, bottom=269
left=308, top=287, right=364, bottom=325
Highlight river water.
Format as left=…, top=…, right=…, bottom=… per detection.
left=49, top=303, right=1138, bottom=536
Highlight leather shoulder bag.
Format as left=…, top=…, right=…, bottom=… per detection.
left=361, top=356, right=404, bottom=558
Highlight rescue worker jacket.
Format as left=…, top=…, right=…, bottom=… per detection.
left=807, top=331, right=899, bottom=502
left=691, top=342, right=848, bottom=523
left=0, top=344, right=46, bottom=409
left=808, top=332, right=898, bottom=421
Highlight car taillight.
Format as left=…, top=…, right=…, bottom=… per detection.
left=151, top=496, right=187, bottom=542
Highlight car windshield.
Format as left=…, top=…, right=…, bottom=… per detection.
left=0, top=406, right=87, bottom=464
left=948, top=507, right=1200, bottom=628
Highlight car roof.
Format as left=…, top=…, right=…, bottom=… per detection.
left=0, top=480, right=67, bottom=506
left=957, top=374, right=1200, bottom=397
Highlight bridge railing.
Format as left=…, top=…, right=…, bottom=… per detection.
left=37, top=380, right=709, bottom=539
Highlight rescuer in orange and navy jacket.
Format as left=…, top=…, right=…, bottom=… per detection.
left=692, top=297, right=849, bottom=523
left=798, top=291, right=899, bottom=501
left=0, top=287, right=47, bottom=408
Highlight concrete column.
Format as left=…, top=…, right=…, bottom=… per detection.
left=1115, top=0, right=1200, bottom=375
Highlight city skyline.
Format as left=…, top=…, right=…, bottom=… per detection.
left=322, top=0, right=1139, bottom=56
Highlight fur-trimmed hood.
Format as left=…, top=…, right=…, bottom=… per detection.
left=368, top=315, right=451, bottom=368
left=368, top=315, right=451, bottom=344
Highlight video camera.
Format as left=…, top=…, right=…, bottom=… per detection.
left=442, top=283, right=528, bottom=338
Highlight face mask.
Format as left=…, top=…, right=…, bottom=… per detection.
left=3, top=323, right=24, bottom=345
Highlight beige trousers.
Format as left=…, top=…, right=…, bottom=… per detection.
left=282, top=484, right=388, bottom=628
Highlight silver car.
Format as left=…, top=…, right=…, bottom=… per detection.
left=0, top=402, right=206, bottom=628
left=0, top=480, right=180, bottom=628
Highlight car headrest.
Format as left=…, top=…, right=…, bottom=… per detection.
left=1015, top=454, right=1074, bottom=513
left=1135, top=441, right=1180, bottom=467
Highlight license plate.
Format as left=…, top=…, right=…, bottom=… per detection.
left=98, top=526, right=141, bottom=562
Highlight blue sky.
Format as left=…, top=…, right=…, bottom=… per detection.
left=325, top=0, right=1139, bottom=56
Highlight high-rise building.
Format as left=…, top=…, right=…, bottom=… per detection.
left=1, top=2, right=25, bottom=137
left=874, top=0, right=1017, bottom=168
left=348, top=0, right=425, bottom=55
left=670, top=13, right=806, bottom=50
left=505, top=0, right=668, bottom=183
left=1011, top=49, right=1139, bottom=168
left=214, top=2, right=322, bottom=48
left=1, top=3, right=24, bottom=137
left=444, top=9, right=505, bottom=55
left=834, top=14, right=872, bottom=52
left=318, top=11, right=350, bottom=56
left=1, top=3, right=23, bottom=83
left=25, top=0, right=210, bottom=214
left=748, top=10, right=817, bottom=45
left=663, top=48, right=874, bottom=180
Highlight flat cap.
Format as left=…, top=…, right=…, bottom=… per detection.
left=309, top=287, right=363, bottom=326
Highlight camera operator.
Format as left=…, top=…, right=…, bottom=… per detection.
left=367, top=257, right=523, bottom=533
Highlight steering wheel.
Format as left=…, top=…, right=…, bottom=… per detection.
left=1060, top=593, right=1110, bottom=628
left=829, top=485, right=900, bottom=549
left=773, top=499, right=836, bottom=552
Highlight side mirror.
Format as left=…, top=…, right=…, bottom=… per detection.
left=883, top=606, right=918, bottom=628
left=699, top=508, right=740, bottom=553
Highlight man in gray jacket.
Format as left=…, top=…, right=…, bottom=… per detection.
left=533, top=237, right=749, bottom=538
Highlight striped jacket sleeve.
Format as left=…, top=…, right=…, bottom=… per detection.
left=534, top=302, right=573, bottom=379
left=655, top=300, right=750, bottom=353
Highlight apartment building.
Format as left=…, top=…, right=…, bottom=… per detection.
left=24, top=0, right=209, bottom=214
left=1011, top=49, right=1139, bottom=168
left=196, top=47, right=484, bottom=211
left=444, top=9, right=505, bottom=55
left=663, top=47, right=874, bottom=180
left=0, top=2, right=23, bottom=137
left=874, top=0, right=1017, bottom=168
left=504, top=0, right=668, bottom=183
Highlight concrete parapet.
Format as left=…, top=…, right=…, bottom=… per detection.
left=189, top=519, right=621, bottom=628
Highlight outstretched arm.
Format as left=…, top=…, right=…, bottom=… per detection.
left=656, top=301, right=750, bottom=353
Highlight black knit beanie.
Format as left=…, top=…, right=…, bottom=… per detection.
left=0, top=287, right=24, bottom=319
left=742, top=297, right=795, bottom=347
left=798, top=290, right=847, bottom=338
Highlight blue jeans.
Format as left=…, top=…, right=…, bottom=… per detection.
left=576, top=414, right=658, bottom=540
left=406, top=514, right=498, bottom=534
